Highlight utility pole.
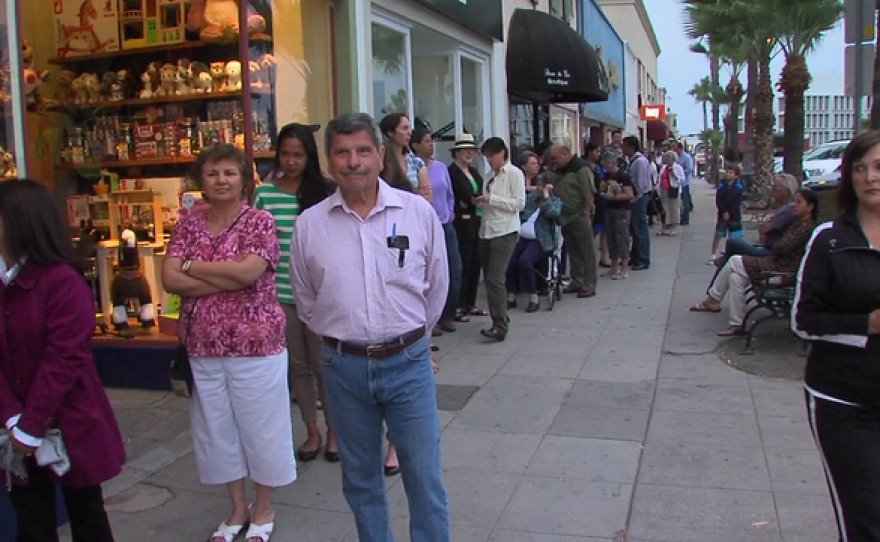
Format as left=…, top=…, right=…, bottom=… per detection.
left=855, top=0, right=864, bottom=135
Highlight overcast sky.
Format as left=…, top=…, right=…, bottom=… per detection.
left=644, top=0, right=847, bottom=135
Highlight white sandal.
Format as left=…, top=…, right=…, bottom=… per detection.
left=245, top=521, right=275, bottom=542
left=209, top=521, right=248, bottom=542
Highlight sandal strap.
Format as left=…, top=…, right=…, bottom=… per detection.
left=245, top=522, right=275, bottom=542
left=211, top=522, right=247, bottom=542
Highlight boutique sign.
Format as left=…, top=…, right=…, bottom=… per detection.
left=412, top=0, right=504, bottom=41
left=545, top=69, right=572, bottom=87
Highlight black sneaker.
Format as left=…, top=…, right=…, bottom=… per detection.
left=632, top=264, right=650, bottom=271
left=507, top=299, right=517, bottom=309
left=525, top=302, right=540, bottom=313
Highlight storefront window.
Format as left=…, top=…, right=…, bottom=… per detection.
left=551, top=106, right=577, bottom=149
left=0, top=1, right=23, bottom=180
left=371, top=21, right=410, bottom=118
left=412, top=55, right=452, bottom=136
left=460, top=55, right=485, bottom=141
left=13, top=0, right=336, bottom=339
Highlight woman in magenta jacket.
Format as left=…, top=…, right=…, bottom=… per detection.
left=0, top=180, right=125, bottom=541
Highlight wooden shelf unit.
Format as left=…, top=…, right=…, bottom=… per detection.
left=48, top=36, right=273, bottom=65
left=57, top=152, right=275, bottom=170
left=52, top=91, right=246, bottom=112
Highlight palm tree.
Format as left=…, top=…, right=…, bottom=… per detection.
left=689, top=41, right=722, bottom=184
left=717, top=41, right=749, bottom=162
left=776, top=0, right=842, bottom=180
left=683, top=0, right=781, bottom=191
left=869, top=1, right=880, bottom=129
left=688, top=76, right=712, bottom=131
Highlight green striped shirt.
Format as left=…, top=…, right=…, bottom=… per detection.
left=252, top=182, right=300, bottom=305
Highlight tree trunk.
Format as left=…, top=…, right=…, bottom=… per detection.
left=871, top=2, right=880, bottom=129
left=780, top=54, right=809, bottom=181
left=702, top=102, right=709, bottom=132
left=724, top=77, right=744, bottom=162
left=709, top=54, right=721, bottom=184
left=743, top=59, right=758, bottom=177
left=754, top=45, right=776, bottom=192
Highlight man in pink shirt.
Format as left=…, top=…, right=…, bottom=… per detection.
left=289, top=112, right=450, bottom=542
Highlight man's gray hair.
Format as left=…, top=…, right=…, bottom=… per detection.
left=324, top=112, right=383, bottom=153
left=600, top=152, right=618, bottom=167
left=776, top=173, right=799, bottom=197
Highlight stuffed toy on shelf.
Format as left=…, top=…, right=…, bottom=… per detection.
left=110, top=229, right=155, bottom=336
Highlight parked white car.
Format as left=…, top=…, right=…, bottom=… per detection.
left=802, top=139, right=849, bottom=179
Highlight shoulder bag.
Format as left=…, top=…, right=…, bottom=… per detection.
left=170, top=208, right=251, bottom=397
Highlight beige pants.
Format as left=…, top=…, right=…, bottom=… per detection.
left=709, top=255, right=750, bottom=327
left=281, top=303, right=327, bottom=426
left=660, top=189, right=680, bottom=227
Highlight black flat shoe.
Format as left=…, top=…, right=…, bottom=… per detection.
left=324, top=450, right=340, bottom=463
left=525, top=302, right=540, bottom=313
left=480, top=327, right=507, bottom=342
left=430, top=344, right=440, bottom=352
left=297, top=448, right=319, bottom=462
left=507, top=300, right=517, bottom=309
left=384, top=464, right=401, bottom=476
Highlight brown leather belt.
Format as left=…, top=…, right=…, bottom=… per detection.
left=323, top=326, right=427, bottom=359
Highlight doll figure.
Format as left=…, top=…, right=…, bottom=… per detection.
left=110, top=229, right=155, bottom=335
left=224, top=60, right=242, bottom=91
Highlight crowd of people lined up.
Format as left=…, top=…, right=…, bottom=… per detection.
left=4, top=109, right=880, bottom=542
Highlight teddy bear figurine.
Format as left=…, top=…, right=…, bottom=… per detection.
left=100, top=71, right=118, bottom=102
left=111, top=229, right=155, bottom=336
left=82, top=73, right=100, bottom=104
left=157, top=63, right=177, bottom=97
left=2, top=150, right=17, bottom=178
left=225, top=60, right=242, bottom=91
left=191, top=62, right=212, bottom=93
left=117, top=69, right=135, bottom=99
left=209, top=61, right=227, bottom=92
left=177, top=59, right=194, bottom=95
left=72, top=74, right=87, bottom=105
left=54, top=70, right=77, bottom=106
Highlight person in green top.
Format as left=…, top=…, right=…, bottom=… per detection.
left=548, top=144, right=598, bottom=298
left=252, top=122, right=337, bottom=463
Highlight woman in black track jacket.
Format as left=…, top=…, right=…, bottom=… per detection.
left=792, top=130, right=880, bottom=542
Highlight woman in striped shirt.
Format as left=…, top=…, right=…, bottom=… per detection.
left=252, top=122, right=337, bottom=463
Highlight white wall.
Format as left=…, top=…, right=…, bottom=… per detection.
left=624, top=41, right=641, bottom=136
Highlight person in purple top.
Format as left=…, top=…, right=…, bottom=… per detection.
left=411, top=126, right=461, bottom=335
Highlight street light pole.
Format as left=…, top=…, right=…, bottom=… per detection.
left=854, top=0, right=865, bottom=135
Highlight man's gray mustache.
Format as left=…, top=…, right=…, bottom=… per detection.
left=340, top=167, right=370, bottom=175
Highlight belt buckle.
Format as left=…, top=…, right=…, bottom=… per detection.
left=365, top=344, right=383, bottom=357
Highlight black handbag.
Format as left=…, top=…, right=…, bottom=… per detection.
left=169, top=208, right=251, bottom=397
left=668, top=186, right=680, bottom=199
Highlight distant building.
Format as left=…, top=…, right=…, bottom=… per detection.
left=776, top=95, right=872, bottom=147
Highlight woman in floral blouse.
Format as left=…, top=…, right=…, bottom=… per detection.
left=162, top=144, right=295, bottom=542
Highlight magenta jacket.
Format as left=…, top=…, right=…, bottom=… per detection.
left=0, top=262, right=125, bottom=487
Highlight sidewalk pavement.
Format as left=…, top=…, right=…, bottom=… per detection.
left=64, top=181, right=836, bottom=541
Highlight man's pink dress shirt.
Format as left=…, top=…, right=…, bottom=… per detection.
left=290, top=179, right=449, bottom=343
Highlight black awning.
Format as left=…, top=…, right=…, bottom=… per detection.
left=506, top=9, right=609, bottom=104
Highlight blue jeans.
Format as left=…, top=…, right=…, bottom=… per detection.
left=441, top=223, right=462, bottom=321
left=630, top=194, right=651, bottom=266
left=681, top=186, right=693, bottom=224
left=321, top=336, right=450, bottom=542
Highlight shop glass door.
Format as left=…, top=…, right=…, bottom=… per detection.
left=371, top=18, right=412, bottom=120
left=459, top=54, right=487, bottom=143
left=0, top=0, right=24, bottom=180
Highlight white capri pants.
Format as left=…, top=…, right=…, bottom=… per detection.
left=189, top=350, right=297, bottom=487
left=660, top=189, right=680, bottom=226
left=709, top=255, right=750, bottom=327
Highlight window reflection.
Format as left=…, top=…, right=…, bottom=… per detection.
left=371, top=23, right=408, bottom=117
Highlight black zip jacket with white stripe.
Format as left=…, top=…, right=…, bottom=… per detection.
left=793, top=213, right=880, bottom=406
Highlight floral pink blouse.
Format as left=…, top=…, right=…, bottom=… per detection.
left=167, top=205, right=286, bottom=358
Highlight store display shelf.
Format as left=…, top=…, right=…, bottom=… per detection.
left=56, top=152, right=274, bottom=170
left=49, top=35, right=273, bottom=65
left=53, top=91, right=246, bottom=112
left=50, top=41, right=218, bottom=65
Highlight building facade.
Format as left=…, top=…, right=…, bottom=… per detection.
left=578, top=0, right=626, bottom=148
left=596, top=0, right=661, bottom=144
left=775, top=94, right=873, bottom=147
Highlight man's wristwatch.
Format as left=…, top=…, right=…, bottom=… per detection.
left=181, top=260, right=193, bottom=275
